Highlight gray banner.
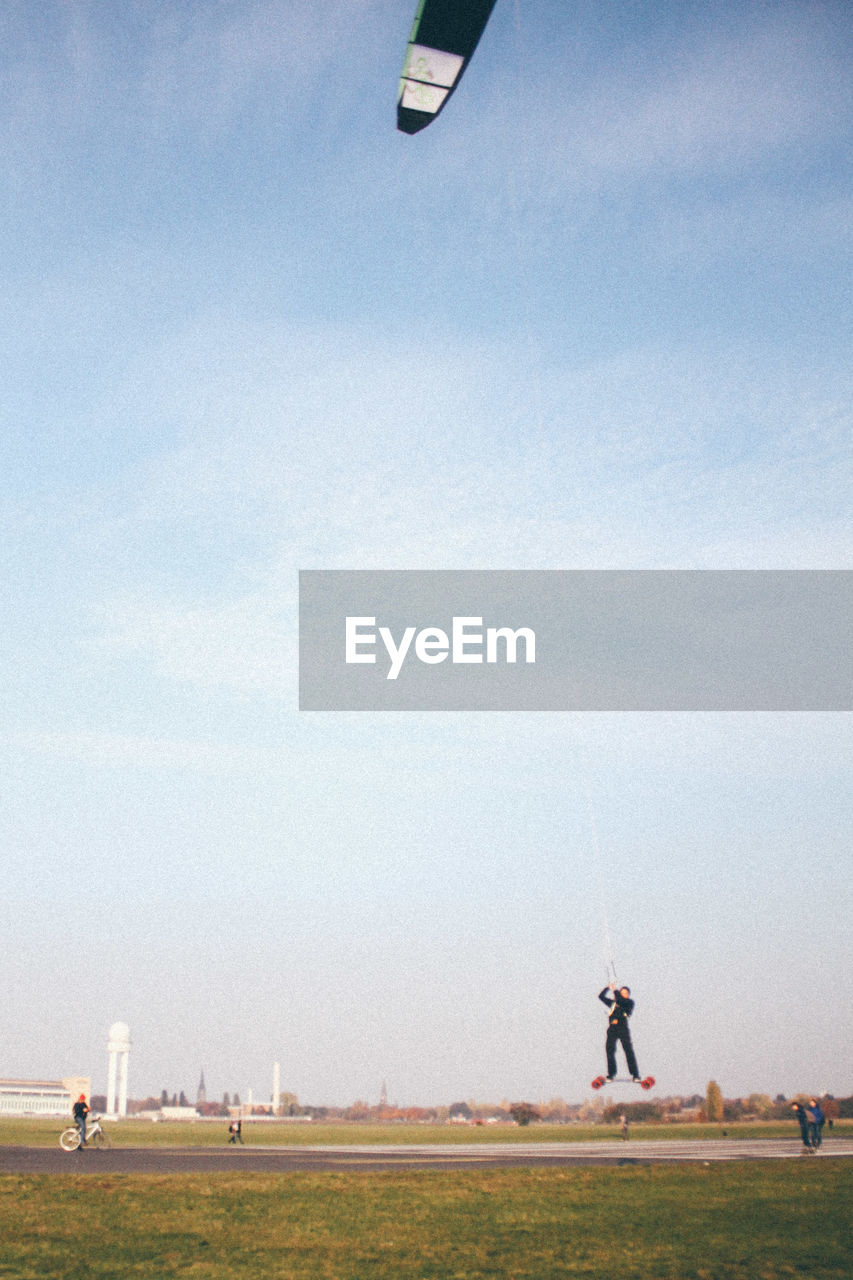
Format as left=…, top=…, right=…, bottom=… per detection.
left=298, top=571, right=852, bottom=711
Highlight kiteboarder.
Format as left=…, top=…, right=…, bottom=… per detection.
left=599, top=982, right=641, bottom=1081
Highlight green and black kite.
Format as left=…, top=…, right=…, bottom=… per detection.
left=397, top=0, right=498, bottom=134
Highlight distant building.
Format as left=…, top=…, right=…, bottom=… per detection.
left=159, top=1105, right=199, bottom=1121
left=0, top=1077, right=91, bottom=1117
left=197, top=1070, right=207, bottom=1106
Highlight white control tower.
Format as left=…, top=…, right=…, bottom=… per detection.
left=106, top=1021, right=131, bottom=1117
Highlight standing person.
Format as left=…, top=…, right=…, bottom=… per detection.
left=620, top=1114, right=629, bottom=1141
left=599, top=983, right=640, bottom=1081
left=809, top=1099, right=825, bottom=1150
left=792, top=1102, right=813, bottom=1153
left=72, top=1094, right=90, bottom=1148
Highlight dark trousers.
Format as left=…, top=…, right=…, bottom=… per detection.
left=606, top=1024, right=639, bottom=1078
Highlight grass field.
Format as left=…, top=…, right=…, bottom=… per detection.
left=3, top=1162, right=851, bottom=1279
left=4, top=1117, right=851, bottom=1148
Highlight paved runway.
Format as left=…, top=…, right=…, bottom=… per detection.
left=2, top=1137, right=851, bottom=1175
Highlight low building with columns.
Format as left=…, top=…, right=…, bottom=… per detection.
left=0, top=1077, right=90, bottom=1117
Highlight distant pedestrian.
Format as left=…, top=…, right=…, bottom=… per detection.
left=228, top=1118, right=243, bottom=1144
left=72, top=1094, right=89, bottom=1149
left=809, top=1099, right=825, bottom=1150
left=792, top=1102, right=813, bottom=1153
left=620, top=1114, right=629, bottom=1141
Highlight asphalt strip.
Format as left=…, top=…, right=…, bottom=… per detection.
left=1, top=1137, right=852, bottom=1175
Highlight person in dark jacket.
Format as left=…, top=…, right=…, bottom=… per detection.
left=809, top=1099, right=825, bottom=1149
left=72, top=1094, right=90, bottom=1148
left=599, top=983, right=640, bottom=1080
left=792, top=1102, right=813, bottom=1152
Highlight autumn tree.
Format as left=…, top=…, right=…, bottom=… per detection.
left=603, top=1101, right=663, bottom=1123
left=706, top=1080, right=724, bottom=1123
left=509, top=1102, right=541, bottom=1126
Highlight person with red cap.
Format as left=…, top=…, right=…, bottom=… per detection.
left=72, top=1094, right=90, bottom=1148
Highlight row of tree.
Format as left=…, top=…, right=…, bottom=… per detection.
left=91, top=1091, right=244, bottom=1117
left=702, top=1081, right=847, bottom=1122
left=96, top=1084, right=853, bottom=1123
left=601, top=1084, right=849, bottom=1126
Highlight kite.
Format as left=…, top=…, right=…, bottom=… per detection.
left=397, top=0, right=498, bottom=134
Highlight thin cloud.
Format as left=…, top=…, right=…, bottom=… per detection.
left=493, top=7, right=851, bottom=197
left=4, top=730, right=279, bottom=775
left=91, top=591, right=295, bottom=696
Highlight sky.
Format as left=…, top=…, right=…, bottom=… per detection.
left=1, top=0, right=851, bottom=1110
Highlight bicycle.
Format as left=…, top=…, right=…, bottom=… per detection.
left=59, top=1114, right=112, bottom=1151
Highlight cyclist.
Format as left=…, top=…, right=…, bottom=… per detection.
left=72, top=1094, right=90, bottom=1148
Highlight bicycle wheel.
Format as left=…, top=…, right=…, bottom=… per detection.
left=60, top=1127, right=81, bottom=1151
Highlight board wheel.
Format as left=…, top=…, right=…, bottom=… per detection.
left=591, top=1076, right=606, bottom=1090
left=640, top=1076, right=655, bottom=1090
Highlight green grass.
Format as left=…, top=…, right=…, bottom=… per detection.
left=2, top=1163, right=851, bottom=1278
left=4, top=1117, right=851, bottom=1148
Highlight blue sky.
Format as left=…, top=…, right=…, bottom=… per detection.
left=1, top=0, right=851, bottom=1108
